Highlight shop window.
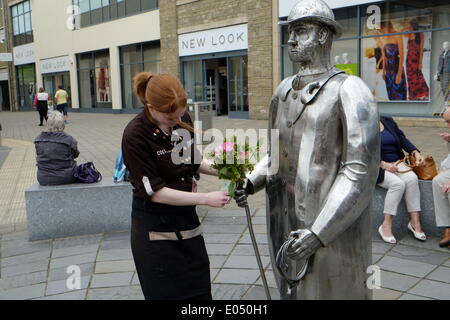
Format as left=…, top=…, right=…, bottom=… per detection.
left=334, top=7, right=358, bottom=38
left=332, top=39, right=358, bottom=76
left=73, top=0, right=157, bottom=28
left=120, top=41, right=161, bottom=108
left=16, top=64, right=36, bottom=109
left=11, top=0, right=33, bottom=46
left=77, top=50, right=112, bottom=108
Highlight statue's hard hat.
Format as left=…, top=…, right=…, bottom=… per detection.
left=279, top=0, right=342, bottom=39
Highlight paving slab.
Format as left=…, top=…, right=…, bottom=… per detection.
left=372, top=241, right=395, bottom=255
left=86, top=285, right=144, bottom=300
left=52, top=234, right=103, bottom=250
left=35, top=290, right=87, bottom=300
left=239, top=234, right=268, bottom=245
left=48, top=262, right=95, bottom=282
left=209, top=255, right=227, bottom=269
left=0, top=283, right=46, bottom=300
left=97, top=248, right=133, bottom=262
left=0, top=271, right=47, bottom=291
left=90, top=272, right=134, bottom=288
left=211, top=284, right=250, bottom=300
left=444, top=259, right=450, bottom=267
left=102, top=231, right=130, bottom=241
left=372, top=288, right=403, bottom=300
left=50, top=252, right=97, bottom=269
left=408, top=279, right=450, bottom=300
left=1, top=241, right=51, bottom=258
left=223, top=255, right=271, bottom=269
left=242, top=285, right=280, bottom=300
left=203, top=216, right=248, bottom=225
left=99, top=239, right=131, bottom=251
left=51, top=243, right=99, bottom=259
left=45, top=276, right=91, bottom=296
left=203, top=224, right=246, bottom=234
left=131, top=273, right=140, bottom=286
left=94, top=260, right=136, bottom=274
left=398, top=293, right=433, bottom=300
left=1, top=249, right=51, bottom=267
left=398, top=236, right=450, bottom=253
left=254, top=270, right=278, bottom=289
left=380, top=270, right=421, bottom=292
left=377, top=256, right=437, bottom=278
left=387, top=244, right=450, bottom=265
left=232, top=244, right=270, bottom=256
left=1, top=259, right=49, bottom=277
left=214, top=269, right=260, bottom=285
left=203, top=233, right=242, bottom=244
left=425, top=266, right=450, bottom=283
left=205, top=243, right=235, bottom=256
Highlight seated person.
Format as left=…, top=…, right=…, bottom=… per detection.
left=432, top=107, right=450, bottom=248
left=34, top=111, right=79, bottom=186
left=377, top=116, right=426, bottom=243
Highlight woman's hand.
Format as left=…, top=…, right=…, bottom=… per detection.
left=441, top=181, right=450, bottom=194
left=395, top=72, right=402, bottom=85
left=413, top=151, right=425, bottom=166
left=204, top=191, right=231, bottom=208
left=440, top=133, right=450, bottom=143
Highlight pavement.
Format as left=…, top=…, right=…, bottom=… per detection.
left=0, top=111, right=449, bottom=300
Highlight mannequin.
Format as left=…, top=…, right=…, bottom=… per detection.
left=334, top=55, right=340, bottom=64
left=342, top=52, right=352, bottom=64
left=436, top=41, right=450, bottom=100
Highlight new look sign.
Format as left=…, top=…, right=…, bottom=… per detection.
left=179, top=24, right=248, bottom=57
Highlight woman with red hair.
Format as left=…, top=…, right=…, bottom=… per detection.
left=122, top=72, right=229, bottom=300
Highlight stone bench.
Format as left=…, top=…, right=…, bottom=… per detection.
left=372, top=180, right=442, bottom=238
left=25, top=180, right=133, bottom=241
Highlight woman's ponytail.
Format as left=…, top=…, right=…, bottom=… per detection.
left=133, top=72, right=153, bottom=105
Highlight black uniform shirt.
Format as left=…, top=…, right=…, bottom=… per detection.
left=122, top=110, right=202, bottom=201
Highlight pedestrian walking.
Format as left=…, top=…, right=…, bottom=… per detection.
left=55, top=85, right=70, bottom=124
left=34, top=87, right=50, bottom=126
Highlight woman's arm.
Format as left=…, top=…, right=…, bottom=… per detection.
left=419, top=33, right=424, bottom=70
left=396, top=36, right=405, bottom=84
left=151, top=187, right=229, bottom=207
left=197, top=158, right=218, bottom=176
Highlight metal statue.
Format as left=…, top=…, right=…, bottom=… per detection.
left=235, top=0, right=380, bottom=300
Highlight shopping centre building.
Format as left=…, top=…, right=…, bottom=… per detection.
left=0, top=0, right=449, bottom=119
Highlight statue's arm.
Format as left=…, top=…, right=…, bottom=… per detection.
left=310, top=76, right=380, bottom=246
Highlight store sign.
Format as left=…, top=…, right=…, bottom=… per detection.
left=0, top=53, right=13, bottom=62
left=0, top=69, right=8, bottom=81
left=40, top=56, right=71, bottom=74
left=179, top=24, right=248, bottom=57
left=279, top=0, right=380, bottom=17
left=13, top=43, right=35, bottom=66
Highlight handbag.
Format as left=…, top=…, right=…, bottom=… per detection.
left=401, top=155, right=438, bottom=180
left=74, top=162, right=102, bottom=183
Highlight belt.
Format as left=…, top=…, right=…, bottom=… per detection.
left=149, top=225, right=203, bottom=241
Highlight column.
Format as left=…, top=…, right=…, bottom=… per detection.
left=109, top=46, right=122, bottom=110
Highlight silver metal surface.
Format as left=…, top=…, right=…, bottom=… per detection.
left=249, top=0, right=380, bottom=300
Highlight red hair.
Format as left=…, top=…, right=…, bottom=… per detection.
left=133, top=72, right=194, bottom=132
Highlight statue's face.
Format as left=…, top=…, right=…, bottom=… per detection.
left=287, top=22, right=321, bottom=64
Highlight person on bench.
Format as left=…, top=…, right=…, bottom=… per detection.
left=377, top=116, right=426, bottom=243
left=433, top=107, right=450, bottom=248
left=34, top=111, right=79, bottom=186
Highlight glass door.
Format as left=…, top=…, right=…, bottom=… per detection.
left=228, top=55, right=248, bottom=118
left=183, top=60, right=203, bottom=102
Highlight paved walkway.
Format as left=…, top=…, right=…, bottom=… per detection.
left=0, top=111, right=449, bottom=300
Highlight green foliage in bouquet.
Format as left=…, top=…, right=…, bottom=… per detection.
left=207, top=136, right=261, bottom=197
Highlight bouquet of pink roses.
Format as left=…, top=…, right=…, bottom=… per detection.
left=207, top=136, right=260, bottom=197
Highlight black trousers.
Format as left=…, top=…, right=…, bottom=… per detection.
left=130, top=197, right=211, bottom=300
left=37, top=105, right=48, bottom=125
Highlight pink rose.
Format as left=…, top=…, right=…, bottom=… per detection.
left=239, top=151, right=249, bottom=159
left=223, top=142, right=235, bottom=152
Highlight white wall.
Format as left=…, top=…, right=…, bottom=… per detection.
left=32, top=0, right=160, bottom=109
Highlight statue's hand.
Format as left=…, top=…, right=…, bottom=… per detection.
left=285, top=229, right=323, bottom=261
left=233, top=179, right=255, bottom=207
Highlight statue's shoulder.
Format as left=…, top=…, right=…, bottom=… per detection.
left=339, top=75, right=374, bottom=101
left=274, top=76, right=296, bottom=101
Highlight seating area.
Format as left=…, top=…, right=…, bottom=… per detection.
left=372, top=180, right=442, bottom=238
left=25, top=180, right=133, bottom=241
